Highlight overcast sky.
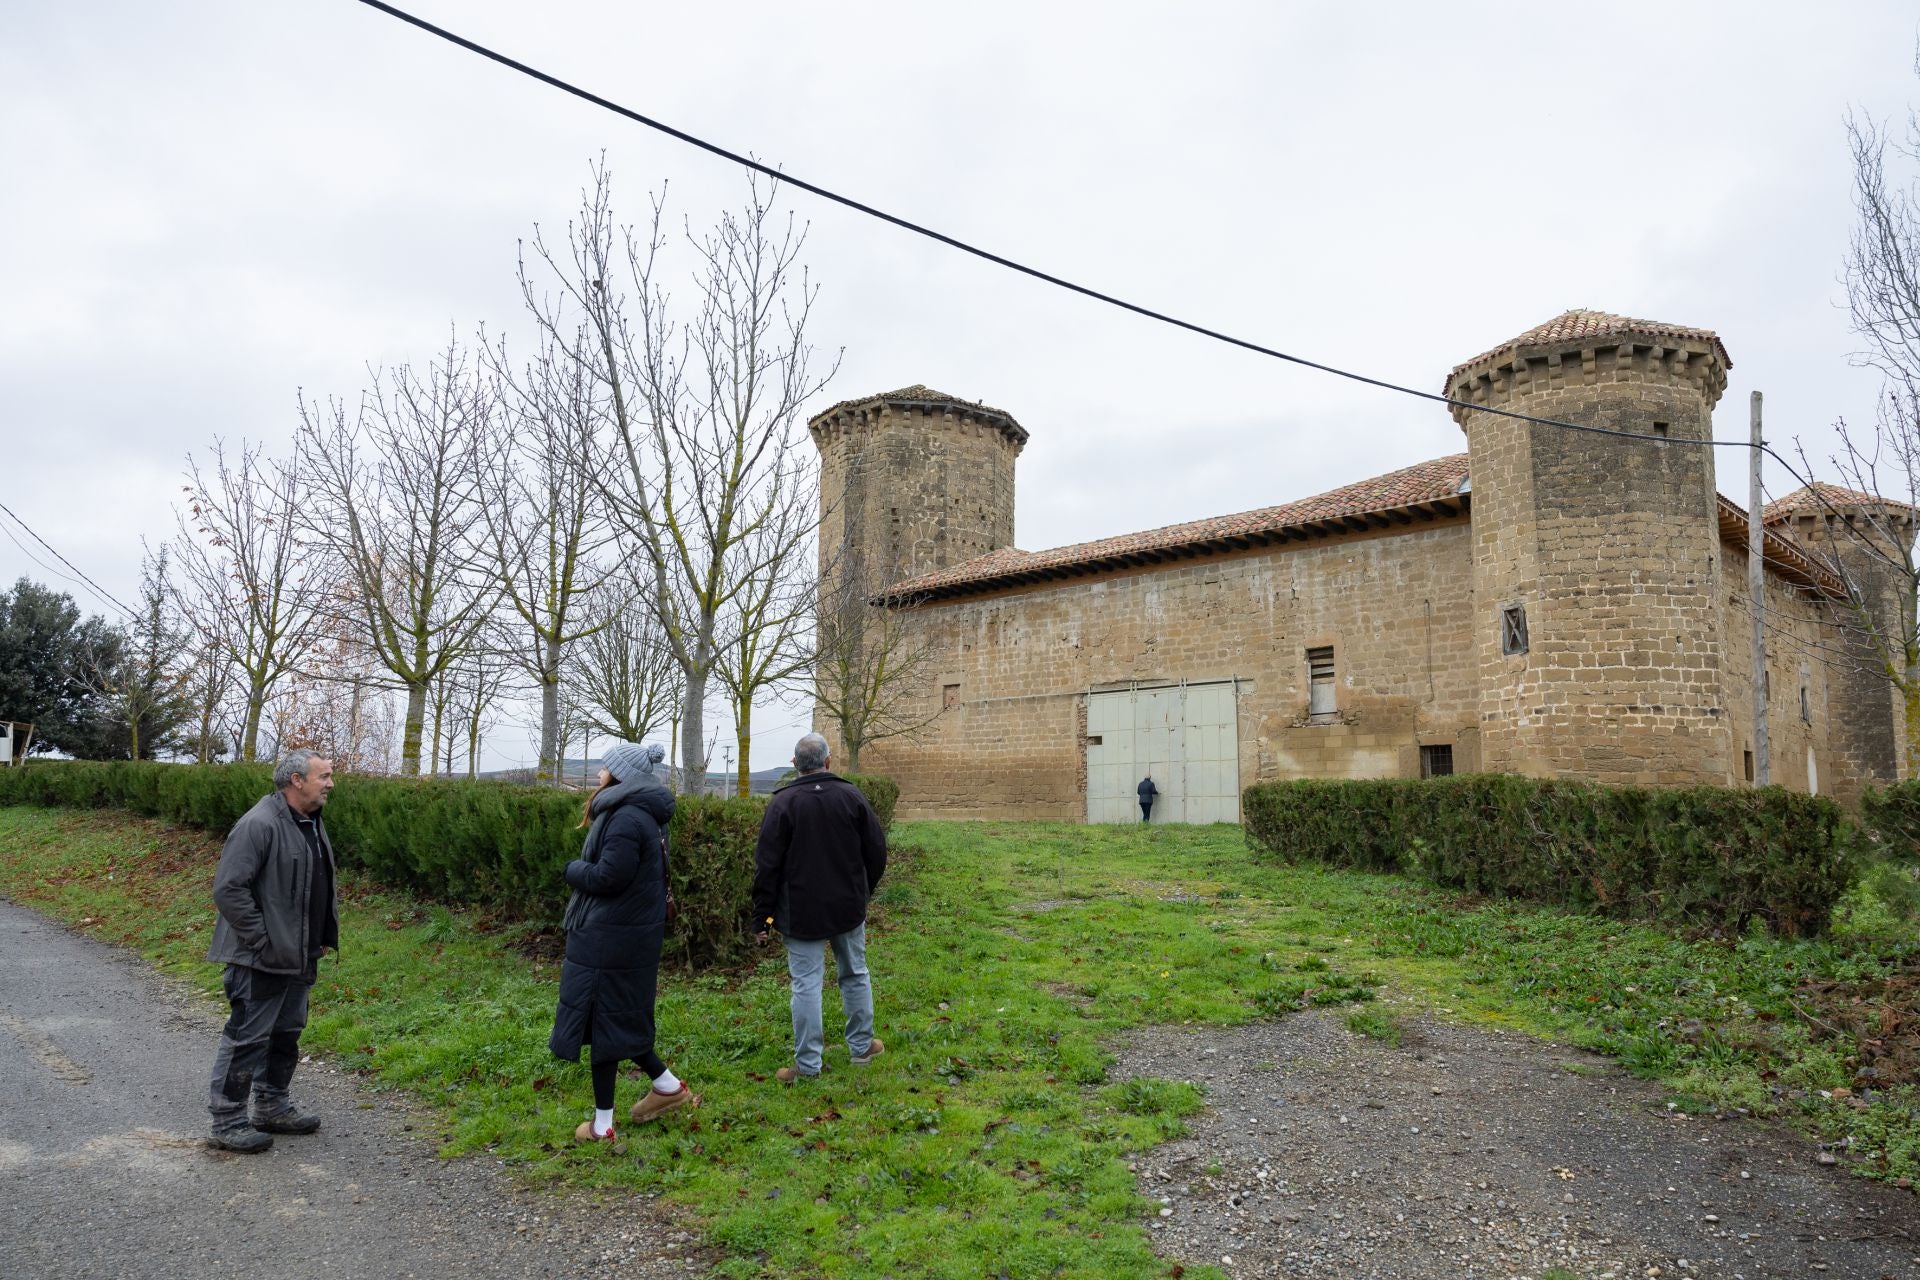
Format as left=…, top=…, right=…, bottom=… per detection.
left=5, top=2, right=1917, bottom=770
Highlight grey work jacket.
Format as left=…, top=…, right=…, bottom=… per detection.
left=206, top=792, right=340, bottom=974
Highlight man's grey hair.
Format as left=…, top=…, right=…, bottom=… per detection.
left=793, top=733, right=830, bottom=773
left=274, top=748, right=323, bottom=790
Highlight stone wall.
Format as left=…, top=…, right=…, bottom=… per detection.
left=1716, top=542, right=1853, bottom=798
left=1770, top=513, right=1915, bottom=790
left=858, top=520, right=1480, bottom=820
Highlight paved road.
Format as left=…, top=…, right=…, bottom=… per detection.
left=0, top=897, right=695, bottom=1280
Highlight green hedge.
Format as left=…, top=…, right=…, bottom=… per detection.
left=1861, top=780, right=1920, bottom=863
left=841, top=772, right=899, bottom=833
left=1242, top=774, right=1855, bottom=936
left=0, top=760, right=899, bottom=968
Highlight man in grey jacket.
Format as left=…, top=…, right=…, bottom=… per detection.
left=204, top=749, right=339, bottom=1152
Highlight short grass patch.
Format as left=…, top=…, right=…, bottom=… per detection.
left=1, top=806, right=1914, bottom=1280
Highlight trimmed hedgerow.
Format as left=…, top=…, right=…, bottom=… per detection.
left=0, top=760, right=899, bottom=968
left=1242, top=774, right=1855, bottom=937
left=841, top=772, right=899, bottom=833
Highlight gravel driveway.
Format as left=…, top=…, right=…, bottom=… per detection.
left=1115, top=1008, right=1919, bottom=1279
left=0, top=898, right=701, bottom=1280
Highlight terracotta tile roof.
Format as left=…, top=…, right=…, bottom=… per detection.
left=1715, top=494, right=1847, bottom=597
left=879, top=454, right=1473, bottom=603
left=1762, top=482, right=1914, bottom=524
left=809, top=384, right=1028, bottom=447
left=1447, top=309, right=1732, bottom=390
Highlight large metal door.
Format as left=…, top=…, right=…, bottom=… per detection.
left=1085, top=682, right=1239, bottom=823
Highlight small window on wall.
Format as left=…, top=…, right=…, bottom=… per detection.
left=1744, top=749, right=1755, bottom=783
left=1420, top=744, right=1455, bottom=778
left=1500, top=604, right=1529, bottom=656
left=1306, top=646, right=1337, bottom=723
left=942, top=684, right=960, bottom=711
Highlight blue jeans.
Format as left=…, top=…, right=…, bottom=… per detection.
left=782, top=924, right=874, bottom=1075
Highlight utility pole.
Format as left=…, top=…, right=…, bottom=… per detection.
left=1749, top=390, right=1770, bottom=786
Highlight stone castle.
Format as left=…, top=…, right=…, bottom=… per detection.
left=810, top=310, right=1914, bottom=822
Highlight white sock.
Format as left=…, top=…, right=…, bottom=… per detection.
left=651, top=1068, right=681, bottom=1094
left=593, top=1107, right=615, bottom=1135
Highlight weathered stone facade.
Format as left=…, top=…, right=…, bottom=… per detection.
left=811, top=313, right=1913, bottom=820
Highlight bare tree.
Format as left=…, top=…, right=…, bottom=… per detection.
left=812, top=554, right=943, bottom=772
left=479, top=332, right=621, bottom=783
left=570, top=586, right=681, bottom=748
left=450, top=649, right=514, bottom=779
left=78, top=545, right=195, bottom=760
left=169, top=545, right=240, bottom=763
left=714, top=507, right=817, bottom=795
left=519, top=161, right=839, bottom=785
left=298, top=334, right=499, bottom=775
left=173, top=440, right=329, bottom=761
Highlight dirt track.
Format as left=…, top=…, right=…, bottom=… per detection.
left=1115, top=1008, right=1919, bottom=1279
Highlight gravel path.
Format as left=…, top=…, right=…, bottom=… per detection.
left=0, top=897, right=702, bottom=1280
left=1115, top=1010, right=1919, bottom=1279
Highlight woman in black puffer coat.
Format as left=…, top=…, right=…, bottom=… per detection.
left=549, top=741, right=697, bottom=1141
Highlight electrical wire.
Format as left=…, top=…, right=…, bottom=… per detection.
left=351, top=0, right=1783, bottom=454
left=0, top=501, right=137, bottom=619
left=353, top=0, right=1896, bottom=538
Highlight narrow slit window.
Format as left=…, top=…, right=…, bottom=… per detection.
left=1500, top=604, right=1529, bottom=656
left=1744, top=749, right=1755, bottom=783
left=942, top=683, right=960, bottom=711
left=1307, top=646, right=1337, bottom=722
left=1652, top=421, right=1670, bottom=441
left=1420, top=744, right=1454, bottom=778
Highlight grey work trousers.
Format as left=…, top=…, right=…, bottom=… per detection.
left=208, top=963, right=312, bottom=1131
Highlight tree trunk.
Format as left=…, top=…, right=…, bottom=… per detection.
left=241, top=682, right=267, bottom=762
left=538, top=635, right=562, bottom=785
left=679, top=670, right=706, bottom=794
left=844, top=737, right=861, bottom=772
left=736, top=723, right=751, bottom=798
left=400, top=680, right=428, bottom=775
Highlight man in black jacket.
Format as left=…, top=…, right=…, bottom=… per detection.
left=1138, top=775, right=1158, bottom=823
left=204, top=749, right=338, bottom=1152
left=752, top=733, right=887, bottom=1081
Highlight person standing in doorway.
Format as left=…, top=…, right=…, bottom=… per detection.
left=752, top=733, right=887, bottom=1082
left=1138, top=774, right=1158, bottom=823
left=205, top=749, right=338, bottom=1153
left=550, top=741, right=696, bottom=1142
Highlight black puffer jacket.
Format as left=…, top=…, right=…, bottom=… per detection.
left=548, top=777, right=675, bottom=1063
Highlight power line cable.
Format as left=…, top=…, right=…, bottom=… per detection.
left=353, top=3, right=1882, bottom=551
left=0, top=501, right=137, bottom=619
left=352, top=0, right=1773, bottom=454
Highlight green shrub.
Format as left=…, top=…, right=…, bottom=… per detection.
left=1242, top=774, right=1854, bottom=936
left=843, top=772, right=899, bottom=832
left=0, top=760, right=900, bottom=968
left=1862, top=780, right=1920, bottom=864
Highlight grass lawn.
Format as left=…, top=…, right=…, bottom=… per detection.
left=0, top=806, right=1913, bottom=1279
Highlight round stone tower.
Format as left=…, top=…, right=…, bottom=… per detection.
left=809, top=385, right=1026, bottom=595
left=1447, top=310, right=1733, bottom=784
